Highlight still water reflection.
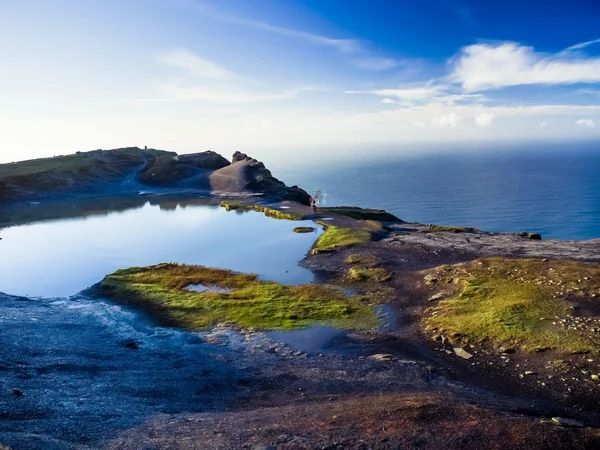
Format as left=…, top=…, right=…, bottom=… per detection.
left=0, top=202, right=322, bottom=297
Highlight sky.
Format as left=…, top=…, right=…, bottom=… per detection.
left=1, top=0, right=600, bottom=163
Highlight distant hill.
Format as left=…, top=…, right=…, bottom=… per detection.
left=0, top=148, right=310, bottom=204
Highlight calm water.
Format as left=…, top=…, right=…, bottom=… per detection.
left=0, top=203, right=322, bottom=298
left=276, top=147, right=600, bottom=240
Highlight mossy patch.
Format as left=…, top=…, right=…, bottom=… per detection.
left=220, top=201, right=305, bottom=220
left=349, top=267, right=392, bottom=283
left=293, top=226, right=315, bottom=233
left=427, top=224, right=477, bottom=233
left=311, top=226, right=372, bottom=254
left=92, top=263, right=378, bottom=331
left=423, top=258, right=600, bottom=354
left=515, top=231, right=542, bottom=240
left=345, top=253, right=380, bottom=266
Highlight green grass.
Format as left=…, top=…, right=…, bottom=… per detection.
left=427, top=225, right=477, bottom=233
left=0, top=147, right=173, bottom=180
left=349, top=267, right=392, bottom=283
left=293, top=226, right=315, bottom=233
left=424, top=258, right=600, bottom=353
left=311, top=226, right=372, bottom=254
left=92, top=263, right=378, bottom=331
left=220, top=201, right=304, bottom=220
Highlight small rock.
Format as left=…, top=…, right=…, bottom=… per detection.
left=429, top=292, right=445, bottom=302
left=592, top=374, right=599, bottom=381
left=368, top=353, right=397, bottom=362
left=123, top=340, right=139, bottom=350
left=453, top=347, right=473, bottom=359
left=551, top=417, right=584, bottom=428
left=12, top=388, right=23, bottom=397
left=524, top=371, right=535, bottom=376
left=424, top=275, right=438, bottom=285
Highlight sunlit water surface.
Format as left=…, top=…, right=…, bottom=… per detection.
left=0, top=203, right=322, bottom=298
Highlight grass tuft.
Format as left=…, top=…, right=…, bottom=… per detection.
left=312, top=226, right=372, bottom=254
left=349, top=267, right=392, bottom=283
left=92, top=263, right=378, bottom=331
left=293, top=226, right=315, bottom=233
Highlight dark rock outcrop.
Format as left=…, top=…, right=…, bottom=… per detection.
left=0, top=148, right=310, bottom=204
left=138, top=151, right=229, bottom=187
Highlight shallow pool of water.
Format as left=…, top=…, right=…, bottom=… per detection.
left=0, top=201, right=322, bottom=297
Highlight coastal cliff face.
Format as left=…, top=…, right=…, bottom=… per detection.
left=0, top=148, right=310, bottom=204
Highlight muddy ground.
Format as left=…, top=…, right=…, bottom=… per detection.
left=2, top=197, right=600, bottom=449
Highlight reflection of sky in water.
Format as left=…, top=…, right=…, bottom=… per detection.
left=0, top=203, right=322, bottom=298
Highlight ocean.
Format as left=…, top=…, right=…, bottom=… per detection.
left=273, top=143, right=600, bottom=240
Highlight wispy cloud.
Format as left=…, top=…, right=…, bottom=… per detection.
left=451, top=41, right=600, bottom=91
left=565, top=38, right=600, bottom=51
left=576, top=119, right=597, bottom=128
left=153, top=48, right=316, bottom=103
left=184, top=1, right=400, bottom=71
left=158, top=48, right=234, bottom=79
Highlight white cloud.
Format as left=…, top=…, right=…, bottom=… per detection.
left=451, top=41, right=600, bottom=91
left=474, top=112, right=495, bottom=127
left=576, top=119, right=597, bottom=128
left=432, top=113, right=460, bottom=127
left=540, top=120, right=548, bottom=127
left=158, top=49, right=234, bottom=79
left=381, top=98, right=396, bottom=104
left=348, top=85, right=446, bottom=102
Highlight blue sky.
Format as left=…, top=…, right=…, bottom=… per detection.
left=1, top=0, right=600, bottom=162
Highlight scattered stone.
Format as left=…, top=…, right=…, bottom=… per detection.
left=429, top=292, right=445, bottom=302
left=453, top=347, right=473, bottom=359
left=12, top=388, right=23, bottom=396
left=592, top=374, right=599, bottom=381
left=524, top=371, right=535, bottom=376
left=368, top=353, right=397, bottom=362
left=424, top=275, right=438, bottom=285
left=551, top=417, right=585, bottom=428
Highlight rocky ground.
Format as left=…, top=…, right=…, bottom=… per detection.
left=2, top=174, right=600, bottom=448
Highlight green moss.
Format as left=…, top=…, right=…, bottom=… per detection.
left=424, top=258, right=600, bottom=354
left=427, top=225, right=477, bottom=233
left=349, top=267, right=392, bottom=283
left=345, top=254, right=380, bottom=265
left=293, top=226, right=315, bottom=233
left=93, top=263, right=378, bottom=331
left=311, top=226, right=372, bottom=254
left=220, top=201, right=304, bottom=220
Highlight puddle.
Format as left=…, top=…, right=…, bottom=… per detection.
left=0, top=201, right=323, bottom=297
left=278, top=206, right=291, bottom=209
left=320, top=217, right=334, bottom=221
left=186, top=284, right=233, bottom=294
left=266, top=326, right=348, bottom=353
left=374, top=304, right=400, bottom=332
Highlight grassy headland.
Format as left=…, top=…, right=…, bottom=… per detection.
left=92, top=263, right=377, bottom=331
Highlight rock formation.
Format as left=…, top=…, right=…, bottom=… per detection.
left=0, top=147, right=311, bottom=204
